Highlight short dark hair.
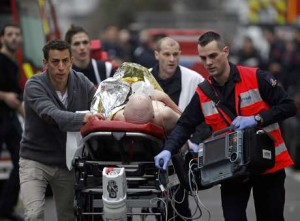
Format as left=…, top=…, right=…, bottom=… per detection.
left=42, top=40, right=71, bottom=60
left=0, top=23, right=21, bottom=37
left=64, top=25, right=89, bottom=44
left=198, top=31, right=225, bottom=49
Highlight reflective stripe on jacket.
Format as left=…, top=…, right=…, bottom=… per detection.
left=196, top=65, right=293, bottom=174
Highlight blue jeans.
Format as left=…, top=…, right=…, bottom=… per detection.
left=19, top=158, right=75, bottom=221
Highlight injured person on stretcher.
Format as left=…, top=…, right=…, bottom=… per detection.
left=113, top=91, right=181, bottom=133
left=90, top=62, right=181, bottom=134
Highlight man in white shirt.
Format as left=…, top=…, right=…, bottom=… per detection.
left=150, top=37, right=211, bottom=220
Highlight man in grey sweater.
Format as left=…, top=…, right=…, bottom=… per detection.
left=19, top=39, right=102, bottom=221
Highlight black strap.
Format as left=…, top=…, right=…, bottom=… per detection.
left=97, top=61, right=107, bottom=82
left=199, top=80, right=235, bottom=120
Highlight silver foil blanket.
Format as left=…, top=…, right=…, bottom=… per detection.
left=90, top=62, right=163, bottom=118
left=90, top=78, right=130, bottom=118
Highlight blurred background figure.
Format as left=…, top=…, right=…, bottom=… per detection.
left=289, top=27, right=300, bottom=94
left=118, top=28, right=134, bottom=62
left=261, top=26, right=285, bottom=82
left=235, top=36, right=262, bottom=67
left=65, top=25, right=114, bottom=86
left=0, top=23, right=24, bottom=221
left=280, top=39, right=300, bottom=94
left=100, top=25, right=126, bottom=66
left=132, top=30, right=166, bottom=68
left=282, top=92, right=300, bottom=169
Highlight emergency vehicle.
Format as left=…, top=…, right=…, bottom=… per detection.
left=0, top=0, right=60, bottom=89
left=0, top=0, right=60, bottom=180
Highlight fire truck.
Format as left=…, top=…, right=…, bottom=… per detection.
left=0, top=0, right=60, bottom=180
left=0, top=0, right=61, bottom=89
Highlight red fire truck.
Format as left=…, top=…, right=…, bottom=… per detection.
left=0, top=0, right=61, bottom=89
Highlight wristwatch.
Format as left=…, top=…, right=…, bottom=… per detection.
left=254, top=114, right=263, bottom=126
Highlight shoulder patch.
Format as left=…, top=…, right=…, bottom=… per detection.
left=265, top=74, right=278, bottom=87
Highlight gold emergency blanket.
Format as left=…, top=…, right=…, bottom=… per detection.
left=90, top=62, right=163, bottom=118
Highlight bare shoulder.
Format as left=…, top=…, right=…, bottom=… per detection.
left=152, top=100, right=165, bottom=110
left=111, top=109, right=125, bottom=121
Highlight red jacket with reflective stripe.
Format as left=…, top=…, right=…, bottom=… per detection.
left=196, top=66, right=293, bottom=174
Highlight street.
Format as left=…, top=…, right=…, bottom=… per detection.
left=189, top=167, right=300, bottom=221
left=37, top=167, right=300, bottom=221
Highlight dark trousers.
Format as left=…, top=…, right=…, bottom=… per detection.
left=0, top=113, right=22, bottom=213
left=221, top=169, right=286, bottom=221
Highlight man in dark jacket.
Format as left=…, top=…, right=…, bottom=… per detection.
left=65, top=25, right=114, bottom=86
left=19, top=39, right=102, bottom=221
left=0, top=23, right=24, bottom=221
left=155, top=31, right=296, bottom=221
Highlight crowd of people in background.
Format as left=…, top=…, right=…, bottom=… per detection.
left=98, top=25, right=300, bottom=97
left=230, top=27, right=300, bottom=96
left=228, top=26, right=300, bottom=169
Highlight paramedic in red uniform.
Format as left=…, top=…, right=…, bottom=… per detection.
left=154, top=31, right=296, bottom=221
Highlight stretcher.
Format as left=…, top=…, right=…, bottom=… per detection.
left=73, top=116, right=168, bottom=221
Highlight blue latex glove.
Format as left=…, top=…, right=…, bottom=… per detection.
left=187, top=140, right=199, bottom=153
left=154, top=150, right=171, bottom=170
left=231, top=116, right=257, bottom=130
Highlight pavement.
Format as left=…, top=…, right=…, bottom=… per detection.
left=14, top=167, right=300, bottom=221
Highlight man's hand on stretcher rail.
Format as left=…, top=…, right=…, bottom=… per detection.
left=83, top=112, right=104, bottom=123
left=154, top=141, right=200, bottom=170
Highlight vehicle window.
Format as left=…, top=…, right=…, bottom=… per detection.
left=19, top=0, right=45, bottom=68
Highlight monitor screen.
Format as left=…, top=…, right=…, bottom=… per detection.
left=203, top=136, right=226, bottom=165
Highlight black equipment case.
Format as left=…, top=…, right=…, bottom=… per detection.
left=172, top=127, right=275, bottom=190
left=241, top=127, right=275, bottom=175
left=198, top=127, right=276, bottom=187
